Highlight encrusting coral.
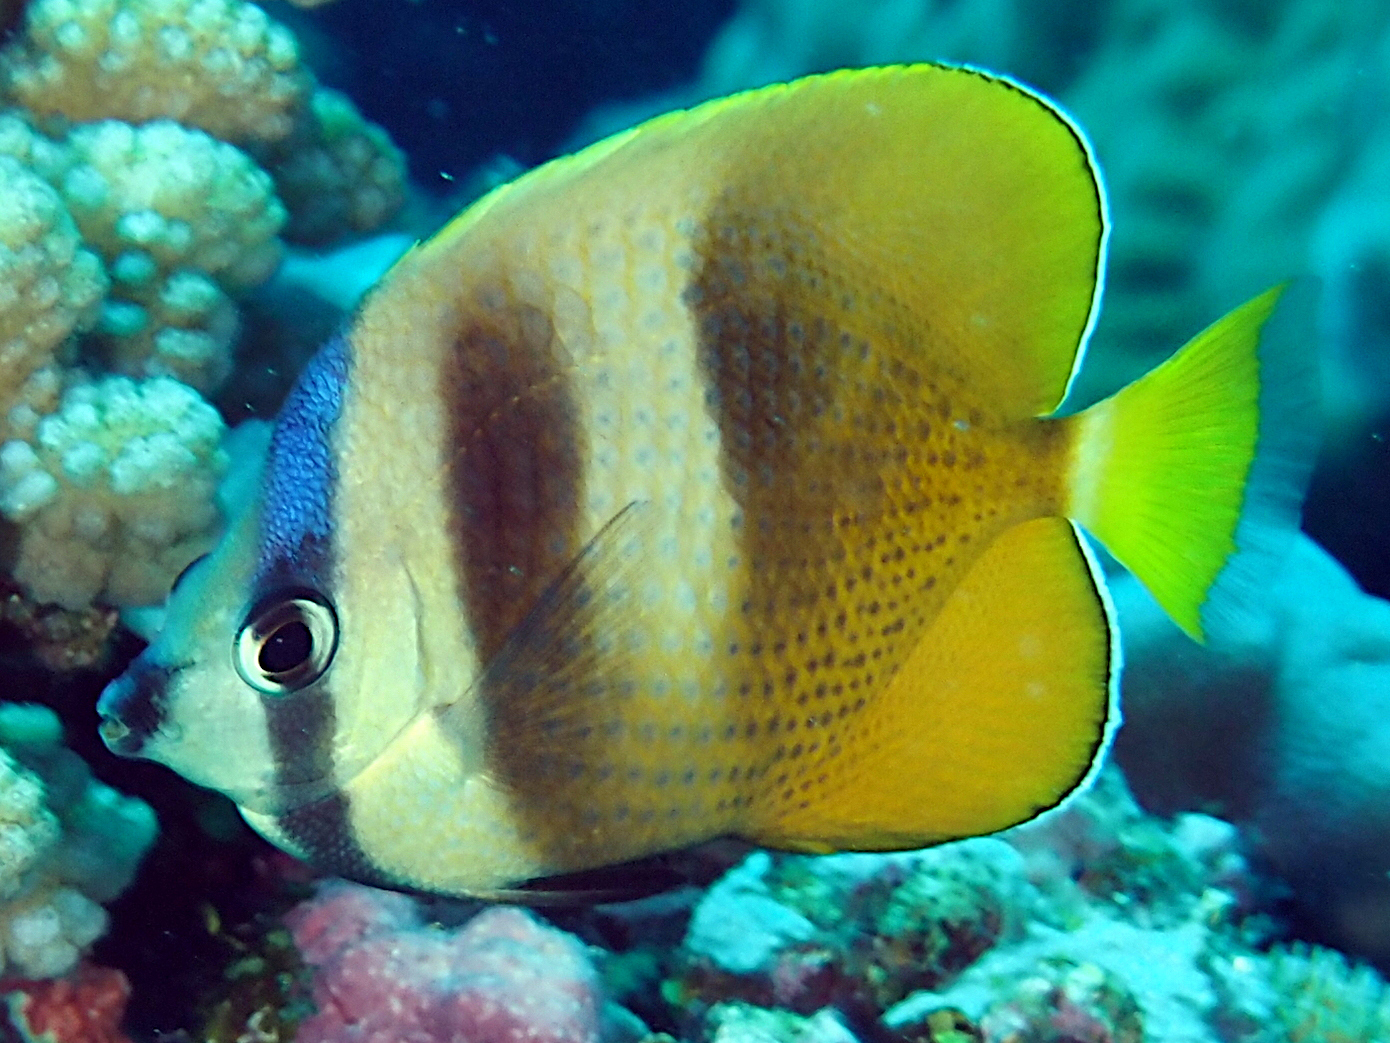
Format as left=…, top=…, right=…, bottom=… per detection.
left=1266, top=942, right=1390, bottom=1042
left=270, top=762, right=1387, bottom=1043
left=0, top=0, right=406, bottom=611
left=287, top=882, right=605, bottom=1043
left=666, top=766, right=1271, bottom=1043
left=1, top=962, right=135, bottom=1043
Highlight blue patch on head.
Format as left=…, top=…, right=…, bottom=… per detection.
left=257, top=333, right=350, bottom=581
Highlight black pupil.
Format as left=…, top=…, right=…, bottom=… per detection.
left=259, top=620, right=313, bottom=676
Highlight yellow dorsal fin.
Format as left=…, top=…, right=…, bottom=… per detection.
left=407, top=64, right=1106, bottom=418
left=748, top=516, right=1114, bottom=851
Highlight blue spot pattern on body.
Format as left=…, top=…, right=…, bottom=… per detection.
left=256, top=333, right=350, bottom=582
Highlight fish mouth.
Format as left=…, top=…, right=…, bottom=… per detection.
left=96, top=655, right=175, bottom=758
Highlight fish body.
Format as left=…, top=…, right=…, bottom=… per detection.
left=97, top=64, right=1313, bottom=898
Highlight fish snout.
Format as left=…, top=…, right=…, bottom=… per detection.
left=97, top=656, right=174, bottom=757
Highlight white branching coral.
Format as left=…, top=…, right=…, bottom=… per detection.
left=0, top=374, right=228, bottom=608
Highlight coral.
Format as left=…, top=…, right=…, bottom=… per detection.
left=0, top=703, right=155, bottom=980
left=0, top=107, right=70, bottom=180
left=61, top=118, right=286, bottom=391
left=979, top=960, right=1142, bottom=1043
left=702, top=1002, right=858, bottom=1043
left=61, top=119, right=284, bottom=292
left=287, top=881, right=605, bottom=1043
left=256, top=87, right=408, bottom=247
left=1114, top=533, right=1390, bottom=964
left=0, top=374, right=228, bottom=608
left=195, top=919, right=312, bottom=1043
left=676, top=841, right=1030, bottom=1017
left=0, top=152, right=105, bottom=439
left=0, top=961, right=134, bottom=1043
left=0, top=0, right=312, bottom=144
left=1266, top=942, right=1390, bottom=1042
left=0, top=575, right=120, bottom=671
left=0, top=0, right=407, bottom=610
left=0, top=0, right=406, bottom=252
left=852, top=847, right=1022, bottom=1007
left=1004, top=766, right=1248, bottom=928
left=0, top=731, right=60, bottom=903
left=668, top=764, right=1280, bottom=1043
left=683, top=852, right=818, bottom=979
left=885, top=902, right=1224, bottom=1043
left=891, top=1006, right=983, bottom=1043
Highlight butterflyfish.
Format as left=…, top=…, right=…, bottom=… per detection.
left=96, top=64, right=1313, bottom=899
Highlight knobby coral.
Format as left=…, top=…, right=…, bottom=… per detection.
left=287, top=882, right=605, bottom=1043
left=0, top=703, right=155, bottom=979
left=0, top=0, right=407, bottom=611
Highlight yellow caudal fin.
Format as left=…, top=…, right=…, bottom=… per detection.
left=1066, top=283, right=1318, bottom=640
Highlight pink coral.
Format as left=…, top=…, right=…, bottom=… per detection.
left=0, top=961, right=133, bottom=1043
left=287, top=882, right=603, bottom=1043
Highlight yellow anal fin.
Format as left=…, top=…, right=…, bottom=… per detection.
left=750, top=517, right=1114, bottom=852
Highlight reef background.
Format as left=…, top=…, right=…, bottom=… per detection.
left=2, top=0, right=1390, bottom=1040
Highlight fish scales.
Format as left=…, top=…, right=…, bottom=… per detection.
left=329, top=121, right=1074, bottom=883
left=96, top=64, right=1314, bottom=898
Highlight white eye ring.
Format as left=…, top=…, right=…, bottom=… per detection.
left=234, top=590, right=338, bottom=695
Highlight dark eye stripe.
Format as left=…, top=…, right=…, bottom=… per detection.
left=250, top=331, right=351, bottom=814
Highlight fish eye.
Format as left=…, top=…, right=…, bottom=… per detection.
left=234, top=589, right=338, bottom=695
